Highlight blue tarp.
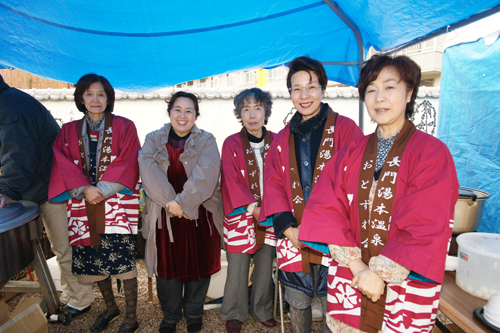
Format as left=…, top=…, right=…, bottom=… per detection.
left=1, top=0, right=500, bottom=91
left=438, top=37, right=500, bottom=234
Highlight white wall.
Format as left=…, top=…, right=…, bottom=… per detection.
left=33, top=86, right=440, bottom=151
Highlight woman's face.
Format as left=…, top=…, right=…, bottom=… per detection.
left=169, top=97, right=197, bottom=137
left=364, top=66, right=412, bottom=137
left=241, top=99, right=266, bottom=137
left=290, top=70, right=324, bottom=122
left=82, top=81, right=107, bottom=119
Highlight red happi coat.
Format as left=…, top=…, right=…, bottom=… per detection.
left=49, top=115, right=141, bottom=246
left=259, top=114, right=363, bottom=272
left=221, top=131, right=277, bottom=254
left=299, top=130, right=459, bottom=332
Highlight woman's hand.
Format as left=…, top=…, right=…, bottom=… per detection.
left=283, top=227, right=305, bottom=249
left=83, top=186, right=105, bottom=205
left=351, top=269, right=385, bottom=302
left=0, top=194, right=13, bottom=208
left=252, top=206, right=261, bottom=221
left=348, top=258, right=369, bottom=277
left=166, top=200, right=185, bottom=218
left=349, top=258, right=385, bottom=302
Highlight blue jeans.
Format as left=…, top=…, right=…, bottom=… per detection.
left=156, top=275, right=211, bottom=331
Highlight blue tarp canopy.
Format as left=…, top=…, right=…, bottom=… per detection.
left=1, top=0, right=500, bottom=91
left=438, top=29, right=500, bottom=234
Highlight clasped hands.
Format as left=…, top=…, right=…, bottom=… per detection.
left=282, top=228, right=384, bottom=302
left=83, top=186, right=104, bottom=205
left=166, top=200, right=191, bottom=219
left=283, top=226, right=305, bottom=249
left=349, top=258, right=385, bottom=302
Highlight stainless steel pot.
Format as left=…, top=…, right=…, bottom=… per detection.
left=453, top=187, right=490, bottom=235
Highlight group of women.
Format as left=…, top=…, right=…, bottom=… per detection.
left=46, top=53, right=458, bottom=333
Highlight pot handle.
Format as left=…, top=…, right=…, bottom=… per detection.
left=468, top=199, right=479, bottom=207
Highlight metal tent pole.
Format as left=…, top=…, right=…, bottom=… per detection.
left=322, top=0, right=365, bottom=132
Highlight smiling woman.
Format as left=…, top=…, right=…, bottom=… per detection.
left=168, top=94, right=199, bottom=137
left=49, top=73, right=141, bottom=333
left=138, top=91, right=223, bottom=333
left=299, top=55, right=460, bottom=333
left=258, top=56, right=363, bottom=333
left=82, top=82, right=108, bottom=123
left=220, top=88, right=277, bottom=332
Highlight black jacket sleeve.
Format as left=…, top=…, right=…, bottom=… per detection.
left=0, top=107, right=42, bottom=199
left=273, top=211, right=298, bottom=239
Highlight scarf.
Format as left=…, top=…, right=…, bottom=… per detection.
left=77, top=112, right=114, bottom=246
left=85, top=112, right=106, bottom=132
left=357, top=119, right=416, bottom=332
left=289, top=108, right=337, bottom=273
left=240, top=127, right=272, bottom=249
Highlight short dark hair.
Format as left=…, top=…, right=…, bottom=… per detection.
left=233, top=88, right=273, bottom=126
left=286, top=56, right=328, bottom=91
left=74, top=74, right=115, bottom=114
left=358, top=54, right=421, bottom=119
left=167, top=91, right=200, bottom=117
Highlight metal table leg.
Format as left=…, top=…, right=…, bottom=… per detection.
left=32, top=237, right=61, bottom=314
left=1, top=238, right=62, bottom=315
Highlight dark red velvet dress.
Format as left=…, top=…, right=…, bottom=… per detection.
left=156, top=138, right=221, bottom=283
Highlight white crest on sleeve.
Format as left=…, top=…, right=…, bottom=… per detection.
left=111, top=156, right=116, bottom=162
left=344, top=166, right=347, bottom=171
left=277, top=145, right=281, bottom=152
left=282, top=166, right=285, bottom=172
left=241, top=170, right=245, bottom=177
left=73, top=160, right=79, bottom=165
left=234, top=152, right=237, bottom=157
left=347, top=194, right=353, bottom=206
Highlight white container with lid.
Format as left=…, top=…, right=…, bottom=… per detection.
left=456, top=232, right=500, bottom=300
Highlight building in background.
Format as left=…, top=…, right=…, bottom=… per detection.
left=175, top=36, right=446, bottom=90
left=379, top=35, right=446, bottom=87
left=2, top=36, right=445, bottom=90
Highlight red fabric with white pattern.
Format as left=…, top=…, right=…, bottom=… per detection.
left=49, top=115, right=141, bottom=246
left=259, top=111, right=363, bottom=273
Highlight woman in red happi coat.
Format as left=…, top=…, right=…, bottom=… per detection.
left=299, top=55, right=459, bottom=333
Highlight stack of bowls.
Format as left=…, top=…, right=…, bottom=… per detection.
left=484, top=293, right=500, bottom=329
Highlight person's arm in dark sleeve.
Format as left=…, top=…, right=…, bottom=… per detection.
left=273, top=211, right=298, bottom=239
left=0, top=112, right=41, bottom=200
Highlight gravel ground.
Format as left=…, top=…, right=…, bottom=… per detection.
left=5, top=259, right=324, bottom=332
left=5, top=259, right=454, bottom=332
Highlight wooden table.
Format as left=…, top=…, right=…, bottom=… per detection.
left=439, top=271, right=491, bottom=332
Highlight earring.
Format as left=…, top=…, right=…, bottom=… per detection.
left=283, top=107, right=296, bottom=125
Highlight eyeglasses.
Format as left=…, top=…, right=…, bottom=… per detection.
left=288, top=85, right=323, bottom=96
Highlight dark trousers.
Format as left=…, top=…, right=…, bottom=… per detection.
left=156, top=275, right=211, bottom=329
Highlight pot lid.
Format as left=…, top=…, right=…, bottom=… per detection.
left=0, top=200, right=40, bottom=233
left=457, top=232, right=500, bottom=257
left=459, top=186, right=490, bottom=200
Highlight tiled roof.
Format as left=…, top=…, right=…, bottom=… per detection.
left=22, top=86, right=440, bottom=101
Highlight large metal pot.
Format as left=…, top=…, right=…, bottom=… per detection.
left=0, top=200, right=41, bottom=289
left=453, top=187, right=490, bottom=235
